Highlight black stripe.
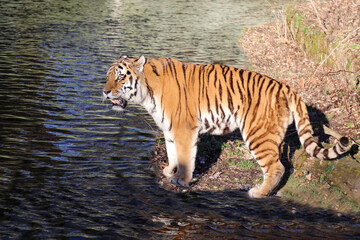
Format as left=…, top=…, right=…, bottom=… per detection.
left=182, top=63, right=187, bottom=82
left=207, top=64, right=215, bottom=81
left=254, top=148, right=277, bottom=157
left=267, top=80, right=277, bottom=97
left=144, top=77, right=154, bottom=104
left=169, top=116, right=173, bottom=131
left=247, top=125, right=266, bottom=142
left=204, top=118, right=210, bottom=129
left=227, top=87, right=234, bottom=113
left=215, top=96, right=219, bottom=115
left=338, top=143, right=346, bottom=152
left=258, top=76, right=269, bottom=96
left=236, top=71, right=244, bottom=103
left=313, top=146, right=321, bottom=156
left=214, top=69, right=218, bottom=88
left=249, top=138, right=278, bottom=152
left=247, top=71, right=252, bottom=103
left=219, top=77, right=223, bottom=101
left=275, top=82, right=283, bottom=107
left=206, top=91, right=211, bottom=113
left=166, top=58, right=174, bottom=76
left=239, top=69, right=245, bottom=83
left=299, top=128, right=312, bottom=137
left=210, top=110, right=215, bottom=122
left=304, top=137, right=315, bottom=148
left=198, top=66, right=202, bottom=118
left=151, top=63, right=160, bottom=76
left=184, top=89, right=194, bottom=119
left=207, top=126, right=216, bottom=134
left=252, top=73, right=256, bottom=96
left=285, top=84, right=291, bottom=94
left=219, top=105, right=225, bottom=119
left=199, top=66, right=204, bottom=98
left=229, top=70, right=235, bottom=94
left=222, top=66, right=230, bottom=80
left=241, top=73, right=253, bottom=134
left=201, top=65, right=206, bottom=98
left=298, top=117, right=310, bottom=128
left=250, top=76, right=266, bottom=122
left=259, top=157, right=278, bottom=168
left=222, top=126, right=230, bottom=135
left=169, top=61, right=182, bottom=118
left=323, top=149, right=329, bottom=159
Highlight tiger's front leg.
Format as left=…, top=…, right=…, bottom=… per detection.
left=165, top=128, right=198, bottom=186
left=162, top=131, right=177, bottom=179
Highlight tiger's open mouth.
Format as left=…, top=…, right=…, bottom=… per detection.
left=110, top=98, right=127, bottom=109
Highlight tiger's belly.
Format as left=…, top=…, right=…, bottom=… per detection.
left=198, top=113, right=238, bottom=135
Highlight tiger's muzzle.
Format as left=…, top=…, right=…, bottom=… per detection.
left=103, top=90, right=128, bottom=110
left=111, top=98, right=128, bottom=109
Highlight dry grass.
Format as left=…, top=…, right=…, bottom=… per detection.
left=279, top=0, right=359, bottom=75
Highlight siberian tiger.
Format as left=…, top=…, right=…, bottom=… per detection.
left=102, top=55, right=350, bottom=198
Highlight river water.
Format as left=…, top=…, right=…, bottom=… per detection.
left=1, top=0, right=359, bottom=239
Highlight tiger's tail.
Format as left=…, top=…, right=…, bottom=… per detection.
left=289, top=90, right=350, bottom=160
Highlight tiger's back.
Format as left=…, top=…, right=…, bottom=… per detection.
left=103, top=56, right=350, bottom=198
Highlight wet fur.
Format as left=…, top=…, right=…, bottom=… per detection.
left=103, top=56, right=350, bottom=198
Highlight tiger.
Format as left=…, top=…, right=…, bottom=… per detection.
left=102, top=55, right=350, bottom=198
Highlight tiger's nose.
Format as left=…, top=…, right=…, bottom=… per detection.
left=103, top=90, right=111, bottom=95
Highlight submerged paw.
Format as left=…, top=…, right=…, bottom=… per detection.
left=170, top=175, right=189, bottom=187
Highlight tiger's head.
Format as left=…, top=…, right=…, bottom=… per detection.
left=103, top=55, right=146, bottom=111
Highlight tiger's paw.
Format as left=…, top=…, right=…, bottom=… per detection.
left=170, top=174, right=190, bottom=187
left=248, top=186, right=267, bottom=198
left=163, top=166, right=175, bottom=179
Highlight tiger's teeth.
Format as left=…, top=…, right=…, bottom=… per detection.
left=111, top=99, right=120, bottom=105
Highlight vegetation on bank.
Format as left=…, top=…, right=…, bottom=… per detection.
left=285, top=1, right=359, bottom=75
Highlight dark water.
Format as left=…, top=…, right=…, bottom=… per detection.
left=1, top=0, right=359, bottom=239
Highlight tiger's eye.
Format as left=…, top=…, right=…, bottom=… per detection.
left=127, top=71, right=131, bottom=75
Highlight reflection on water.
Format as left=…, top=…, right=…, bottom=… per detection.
left=1, top=0, right=359, bottom=239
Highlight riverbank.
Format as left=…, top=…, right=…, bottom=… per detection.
left=149, top=0, right=360, bottom=214
left=238, top=0, right=360, bottom=210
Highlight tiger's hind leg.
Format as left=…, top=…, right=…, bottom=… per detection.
left=249, top=154, right=285, bottom=198
left=247, top=136, right=285, bottom=198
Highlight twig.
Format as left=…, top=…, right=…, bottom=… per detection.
left=323, top=124, right=344, bottom=140
left=322, top=69, right=357, bottom=76
left=311, top=26, right=360, bottom=79
left=309, top=0, right=328, bottom=35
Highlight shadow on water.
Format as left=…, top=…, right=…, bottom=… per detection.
left=147, top=190, right=360, bottom=240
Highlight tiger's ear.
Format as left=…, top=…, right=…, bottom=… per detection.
left=134, top=55, right=146, bottom=72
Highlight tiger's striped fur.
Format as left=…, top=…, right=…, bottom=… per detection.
left=103, top=56, right=350, bottom=198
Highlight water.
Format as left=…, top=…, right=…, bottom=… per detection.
left=1, top=0, right=359, bottom=239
